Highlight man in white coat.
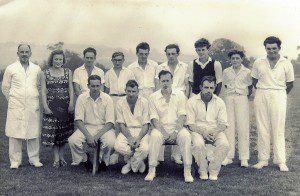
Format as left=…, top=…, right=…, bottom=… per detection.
left=2, top=44, right=43, bottom=169
left=252, top=36, right=294, bottom=172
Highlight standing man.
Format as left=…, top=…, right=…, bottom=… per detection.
left=187, top=38, right=223, bottom=97
left=251, top=36, right=294, bottom=172
left=2, top=44, right=43, bottom=169
left=187, top=76, right=229, bottom=181
left=68, top=75, right=116, bottom=167
left=73, top=47, right=105, bottom=96
left=127, top=42, right=159, bottom=98
left=114, top=80, right=149, bottom=174
left=145, top=70, right=194, bottom=183
left=156, top=44, right=189, bottom=164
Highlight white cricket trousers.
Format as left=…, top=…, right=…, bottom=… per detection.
left=254, top=89, right=287, bottom=164
left=114, top=128, right=149, bottom=171
left=224, top=94, right=250, bottom=161
left=148, top=128, right=192, bottom=167
left=9, top=137, right=40, bottom=166
left=68, top=127, right=116, bottom=166
left=192, top=132, right=229, bottom=174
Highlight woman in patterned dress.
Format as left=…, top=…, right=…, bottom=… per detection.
left=41, top=50, right=74, bottom=167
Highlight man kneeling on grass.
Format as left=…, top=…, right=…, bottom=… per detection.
left=187, top=76, right=229, bottom=181
left=68, top=75, right=116, bottom=170
left=145, top=70, right=194, bottom=183
left=114, top=80, right=149, bottom=174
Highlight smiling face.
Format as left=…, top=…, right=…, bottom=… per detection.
left=165, top=48, right=179, bottom=64
left=17, top=45, right=32, bottom=64
left=137, top=49, right=149, bottom=64
left=52, top=54, right=64, bottom=68
left=200, top=80, right=216, bottom=101
left=265, top=43, right=280, bottom=59
left=112, top=55, right=124, bottom=69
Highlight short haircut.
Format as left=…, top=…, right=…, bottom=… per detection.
left=126, top=80, right=139, bottom=89
left=228, top=50, right=245, bottom=58
left=194, top=38, right=211, bottom=49
left=200, top=76, right=216, bottom=86
left=112, top=51, right=124, bottom=59
left=164, top=44, right=180, bottom=54
left=263, top=36, right=282, bottom=49
left=83, top=47, right=97, bottom=57
left=18, top=44, right=31, bottom=51
left=158, top=70, right=173, bottom=79
left=88, top=75, right=101, bottom=85
left=48, top=50, right=66, bottom=67
left=136, top=42, right=150, bottom=53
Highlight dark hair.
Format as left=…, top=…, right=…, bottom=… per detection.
left=83, top=47, right=97, bottom=57
left=88, top=75, right=101, bottom=85
left=194, top=38, right=211, bottom=49
left=164, top=44, right=180, bottom=54
left=18, top=44, right=31, bottom=51
left=158, top=70, right=173, bottom=79
left=263, top=36, right=282, bottom=49
left=48, top=50, right=66, bottom=67
left=200, top=76, right=216, bottom=86
left=112, top=51, right=124, bottom=59
left=126, top=80, right=139, bottom=89
left=228, top=50, right=245, bottom=58
left=136, top=42, right=150, bottom=53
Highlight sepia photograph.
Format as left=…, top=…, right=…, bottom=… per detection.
left=0, top=0, right=299, bottom=195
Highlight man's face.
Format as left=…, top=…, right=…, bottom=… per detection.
left=195, top=46, right=209, bottom=59
left=84, top=52, right=96, bottom=67
left=17, top=45, right=32, bottom=64
left=230, top=54, right=243, bottom=67
left=265, top=43, right=280, bottom=58
left=52, top=54, right=64, bottom=68
left=200, top=80, right=216, bottom=100
left=88, top=79, right=101, bottom=95
left=137, top=49, right=149, bottom=63
left=166, top=48, right=178, bottom=63
left=112, top=55, right=124, bottom=68
left=159, top=73, right=173, bottom=90
left=125, top=86, right=139, bottom=101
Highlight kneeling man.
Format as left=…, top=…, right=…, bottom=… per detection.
left=187, top=76, right=229, bottom=181
left=68, top=75, right=116, bottom=167
left=145, top=70, right=193, bottom=183
left=114, top=80, right=149, bottom=174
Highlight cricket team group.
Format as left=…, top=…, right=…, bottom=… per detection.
left=1, top=36, right=295, bottom=182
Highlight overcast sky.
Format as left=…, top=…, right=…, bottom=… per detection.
left=0, top=0, right=300, bottom=58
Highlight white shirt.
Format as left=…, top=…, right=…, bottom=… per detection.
left=116, top=96, right=149, bottom=128
left=187, top=57, right=223, bottom=84
left=149, top=89, right=186, bottom=132
left=2, top=60, right=41, bottom=139
left=223, top=65, right=252, bottom=96
left=186, top=94, right=228, bottom=134
left=75, top=92, right=114, bottom=126
left=73, top=64, right=105, bottom=93
left=127, top=59, right=159, bottom=90
left=251, top=56, right=294, bottom=90
left=104, top=67, right=135, bottom=95
left=156, top=61, right=189, bottom=92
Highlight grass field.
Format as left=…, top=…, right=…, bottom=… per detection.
left=0, top=80, right=299, bottom=195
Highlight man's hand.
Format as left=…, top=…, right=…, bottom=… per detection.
left=166, top=131, right=177, bottom=144
left=86, top=133, right=96, bottom=147
left=44, top=107, right=53, bottom=115
left=133, top=138, right=141, bottom=149
left=68, top=105, right=75, bottom=113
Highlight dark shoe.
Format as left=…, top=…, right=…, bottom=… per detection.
left=99, top=161, right=108, bottom=171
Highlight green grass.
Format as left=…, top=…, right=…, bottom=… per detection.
left=0, top=81, right=300, bottom=195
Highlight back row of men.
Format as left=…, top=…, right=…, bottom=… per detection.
left=1, top=36, right=294, bottom=183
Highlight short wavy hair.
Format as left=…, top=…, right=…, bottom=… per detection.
left=227, top=50, right=245, bottom=58
left=136, top=42, right=150, bottom=53
left=194, top=38, right=211, bottom=49
left=263, top=36, right=282, bottom=49
left=83, top=47, right=97, bottom=57
left=126, top=80, right=139, bottom=89
left=200, top=75, right=216, bottom=86
left=48, top=49, right=66, bottom=67
left=164, top=44, right=180, bottom=54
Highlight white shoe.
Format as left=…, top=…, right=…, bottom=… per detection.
left=121, top=162, right=131, bottom=174
left=252, top=161, right=268, bottom=169
left=184, top=167, right=194, bottom=183
left=241, top=160, right=249, bottom=168
left=109, top=153, right=119, bottom=165
left=10, top=162, right=20, bottom=169
left=139, top=162, right=146, bottom=173
left=279, top=163, right=289, bottom=172
left=199, top=171, right=209, bottom=180
left=171, top=155, right=183, bottom=165
left=209, top=171, right=218, bottom=181
left=145, top=167, right=156, bottom=181
left=222, top=158, right=233, bottom=166
left=30, top=161, right=43, bottom=168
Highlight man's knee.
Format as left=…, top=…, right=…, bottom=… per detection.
left=150, top=129, right=163, bottom=140
left=103, top=130, right=116, bottom=149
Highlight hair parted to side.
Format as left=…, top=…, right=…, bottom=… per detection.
left=164, top=44, right=180, bottom=54
left=136, top=42, right=150, bottom=53
left=111, top=51, right=124, bottom=59
left=263, top=36, right=282, bottom=49
left=83, top=47, right=97, bottom=56
left=88, top=75, right=101, bottom=85
left=48, top=49, right=66, bottom=67
left=200, top=75, right=216, bottom=86
left=158, top=70, right=173, bottom=79
left=126, top=80, right=139, bottom=89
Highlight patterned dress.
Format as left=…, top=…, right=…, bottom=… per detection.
left=41, top=68, right=74, bottom=146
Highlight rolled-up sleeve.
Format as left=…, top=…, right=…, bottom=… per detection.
left=73, top=69, right=80, bottom=84
left=285, top=61, right=295, bottom=82
left=75, top=95, right=85, bottom=121
left=105, top=96, right=115, bottom=124
left=214, top=61, right=223, bottom=84
left=149, top=96, right=159, bottom=121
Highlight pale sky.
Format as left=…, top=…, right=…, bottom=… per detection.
left=0, top=0, right=300, bottom=58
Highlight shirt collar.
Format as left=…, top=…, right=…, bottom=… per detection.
left=157, top=88, right=178, bottom=99
left=195, top=57, right=212, bottom=65
left=131, top=61, right=150, bottom=69
left=86, top=91, right=103, bottom=102
left=195, top=93, right=217, bottom=102
left=228, top=64, right=247, bottom=73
